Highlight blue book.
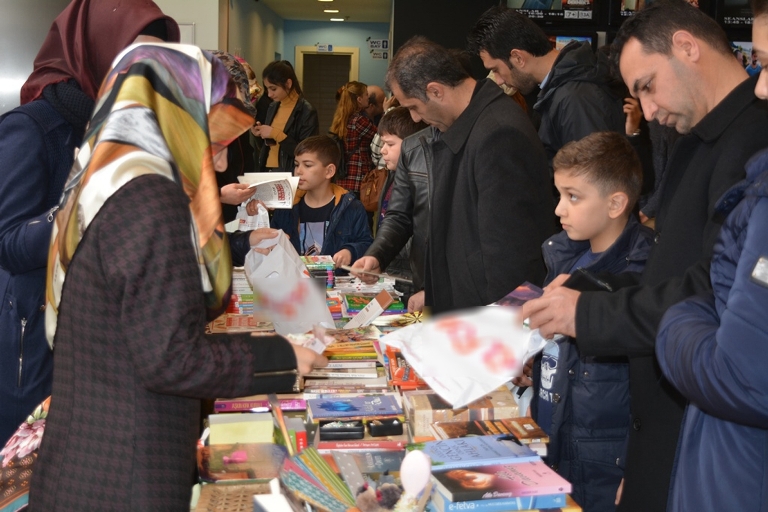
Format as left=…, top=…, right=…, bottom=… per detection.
left=409, top=435, right=540, bottom=471
left=307, top=394, right=402, bottom=421
left=430, top=489, right=568, bottom=512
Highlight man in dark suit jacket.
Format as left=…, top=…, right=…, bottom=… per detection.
left=385, top=36, right=554, bottom=313
left=522, top=2, right=768, bottom=511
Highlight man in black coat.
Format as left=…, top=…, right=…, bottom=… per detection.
left=522, top=2, right=768, bottom=511
left=385, top=36, right=554, bottom=313
left=468, top=6, right=626, bottom=171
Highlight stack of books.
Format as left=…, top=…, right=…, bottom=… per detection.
left=430, top=417, right=550, bottom=457
left=306, top=394, right=408, bottom=452
left=343, top=292, right=407, bottom=317
left=402, top=388, right=519, bottom=440
left=227, top=268, right=253, bottom=315
left=301, top=255, right=335, bottom=289
left=414, top=432, right=574, bottom=512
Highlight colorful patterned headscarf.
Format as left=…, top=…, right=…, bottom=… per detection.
left=209, top=50, right=258, bottom=118
left=45, top=43, right=254, bottom=347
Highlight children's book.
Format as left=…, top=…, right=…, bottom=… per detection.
left=431, top=460, right=572, bottom=502
left=408, top=435, right=539, bottom=470
left=307, top=394, right=403, bottom=422
left=430, top=490, right=574, bottom=512
left=280, top=447, right=356, bottom=509
left=489, top=282, right=544, bottom=307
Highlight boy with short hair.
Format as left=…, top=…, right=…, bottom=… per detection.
left=271, top=135, right=372, bottom=267
left=530, top=131, right=653, bottom=512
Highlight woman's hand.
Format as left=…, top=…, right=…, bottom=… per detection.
left=245, top=199, right=268, bottom=216
left=220, top=183, right=254, bottom=205
left=257, top=124, right=273, bottom=139
left=291, top=345, right=328, bottom=376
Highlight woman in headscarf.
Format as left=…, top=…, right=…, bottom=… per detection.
left=30, top=43, right=326, bottom=510
left=0, top=0, right=178, bottom=448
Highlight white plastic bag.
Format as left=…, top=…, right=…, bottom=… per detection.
left=244, top=231, right=334, bottom=335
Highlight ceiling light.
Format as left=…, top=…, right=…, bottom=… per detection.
left=318, top=0, right=333, bottom=2
left=330, top=18, right=345, bottom=21
left=324, top=9, right=339, bottom=13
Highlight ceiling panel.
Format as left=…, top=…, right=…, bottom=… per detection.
left=259, top=0, right=392, bottom=23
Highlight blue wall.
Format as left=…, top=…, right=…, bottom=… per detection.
left=284, top=21, right=390, bottom=89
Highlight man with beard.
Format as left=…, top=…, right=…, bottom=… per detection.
left=468, top=6, right=626, bottom=171
left=521, top=1, right=768, bottom=510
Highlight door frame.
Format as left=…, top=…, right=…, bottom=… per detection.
left=294, top=46, right=360, bottom=87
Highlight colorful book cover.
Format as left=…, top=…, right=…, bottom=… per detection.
left=196, top=443, right=287, bottom=483
left=308, top=395, right=403, bottom=421
left=386, top=345, right=426, bottom=388
left=431, top=460, right=572, bottom=502
left=293, top=447, right=356, bottom=506
left=489, top=282, right=544, bottom=307
left=430, top=489, right=571, bottom=512
left=280, top=457, right=354, bottom=511
left=409, top=435, right=539, bottom=470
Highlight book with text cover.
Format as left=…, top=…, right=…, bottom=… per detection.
left=431, top=490, right=576, bottom=512
left=432, top=460, right=572, bottom=502
left=430, top=419, right=515, bottom=440
left=214, top=395, right=306, bottom=413
left=409, top=435, right=539, bottom=470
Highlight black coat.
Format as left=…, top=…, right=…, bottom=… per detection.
left=575, top=75, right=768, bottom=512
left=258, top=97, right=319, bottom=172
left=535, top=41, right=626, bottom=169
left=365, top=127, right=433, bottom=290
left=425, top=79, right=555, bottom=313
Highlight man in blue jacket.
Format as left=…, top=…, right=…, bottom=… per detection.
left=655, top=1, right=768, bottom=509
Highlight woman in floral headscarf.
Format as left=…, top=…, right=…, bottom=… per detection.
left=29, top=44, right=326, bottom=511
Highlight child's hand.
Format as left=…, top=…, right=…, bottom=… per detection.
left=332, top=249, right=352, bottom=268
left=220, top=183, right=254, bottom=205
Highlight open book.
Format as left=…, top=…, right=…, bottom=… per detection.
left=237, top=173, right=299, bottom=209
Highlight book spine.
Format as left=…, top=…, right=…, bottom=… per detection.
left=324, top=361, right=378, bottom=369
left=214, top=398, right=306, bottom=412
left=433, top=490, right=568, bottom=511
left=316, top=439, right=407, bottom=451
left=306, top=371, right=380, bottom=379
